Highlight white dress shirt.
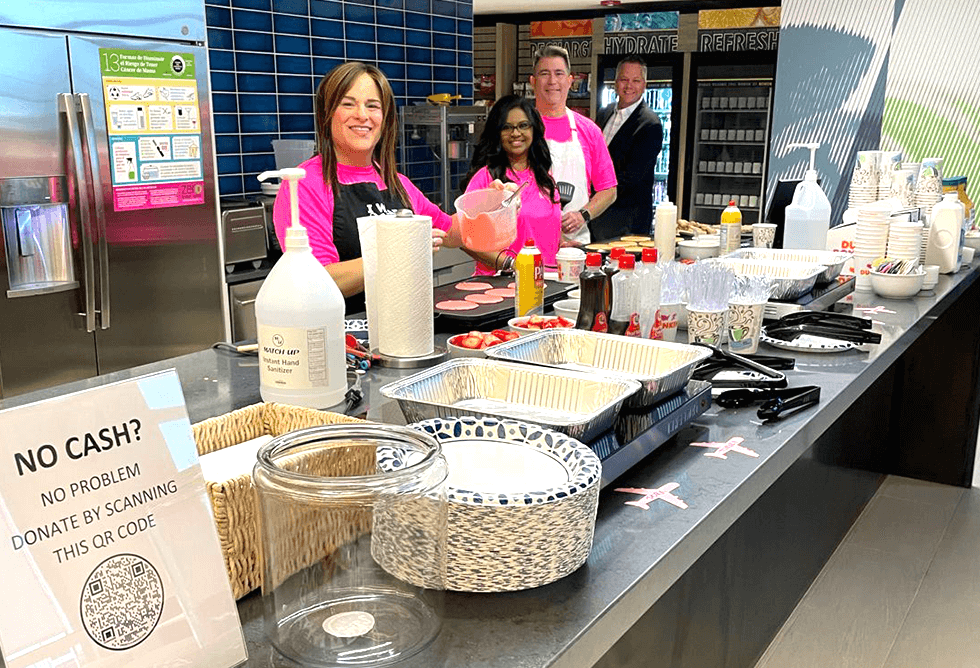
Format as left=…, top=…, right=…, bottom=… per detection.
left=602, top=99, right=642, bottom=145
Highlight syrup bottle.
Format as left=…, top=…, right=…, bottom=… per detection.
left=574, top=252, right=610, bottom=332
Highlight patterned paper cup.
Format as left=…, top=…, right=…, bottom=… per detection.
left=687, top=308, right=727, bottom=346
left=753, top=223, right=777, bottom=249
left=727, top=302, right=765, bottom=354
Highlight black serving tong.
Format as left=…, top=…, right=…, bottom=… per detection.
left=692, top=344, right=788, bottom=389
left=765, top=311, right=882, bottom=345
left=716, top=385, right=821, bottom=422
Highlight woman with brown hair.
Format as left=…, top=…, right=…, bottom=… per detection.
left=272, top=61, right=463, bottom=313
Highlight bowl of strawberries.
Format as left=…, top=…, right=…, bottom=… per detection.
left=447, top=329, right=521, bottom=358
left=507, top=315, right=576, bottom=336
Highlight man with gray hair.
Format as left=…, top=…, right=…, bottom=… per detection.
left=593, top=55, right=664, bottom=239
left=531, top=45, right=617, bottom=246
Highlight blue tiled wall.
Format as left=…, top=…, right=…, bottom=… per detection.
left=205, top=0, right=475, bottom=199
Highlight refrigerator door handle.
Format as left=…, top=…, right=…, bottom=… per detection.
left=76, top=92, right=110, bottom=330
left=59, top=93, right=97, bottom=334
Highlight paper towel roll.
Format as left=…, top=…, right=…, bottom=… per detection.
left=376, top=213, right=434, bottom=357
left=357, top=215, right=380, bottom=351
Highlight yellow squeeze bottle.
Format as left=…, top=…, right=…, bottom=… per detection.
left=720, top=200, right=742, bottom=253
left=514, top=238, right=544, bottom=317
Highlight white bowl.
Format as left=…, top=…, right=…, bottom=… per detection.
left=552, top=299, right=580, bottom=321
left=964, top=231, right=980, bottom=252
left=508, top=315, right=575, bottom=335
left=678, top=239, right=721, bottom=260
left=870, top=269, right=925, bottom=299
left=447, top=333, right=490, bottom=358
left=568, top=289, right=581, bottom=300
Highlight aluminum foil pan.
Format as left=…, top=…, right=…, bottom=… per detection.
left=380, top=358, right=640, bottom=442
left=709, top=257, right=826, bottom=300
left=485, top=329, right=711, bottom=408
left=724, top=248, right=850, bottom=285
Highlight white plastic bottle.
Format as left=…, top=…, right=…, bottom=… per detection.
left=637, top=248, right=663, bottom=339
left=609, top=254, right=641, bottom=336
left=926, top=193, right=964, bottom=274
left=255, top=168, right=347, bottom=408
left=782, top=142, right=832, bottom=250
left=653, top=199, right=677, bottom=262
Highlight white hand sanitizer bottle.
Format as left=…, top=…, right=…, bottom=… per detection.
left=782, top=142, right=832, bottom=250
left=254, top=168, right=347, bottom=408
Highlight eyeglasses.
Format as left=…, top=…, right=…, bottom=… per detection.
left=501, top=121, right=533, bottom=133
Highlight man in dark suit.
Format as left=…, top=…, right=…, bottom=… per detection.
left=591, top=56, right=664, bottom=241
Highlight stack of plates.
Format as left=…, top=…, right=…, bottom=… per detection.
left=886, top=221, right=923, bottom=262
left=374, top=416, right=601, bottom=592
left=854, top=204, right=891, bottom=291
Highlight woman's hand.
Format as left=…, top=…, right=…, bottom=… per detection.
left=431, top=227, right=447, bottom=252
left=489, top=179, right=518, bottom=193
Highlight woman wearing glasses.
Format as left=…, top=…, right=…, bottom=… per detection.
left=460, top=95, right=561, bottom=275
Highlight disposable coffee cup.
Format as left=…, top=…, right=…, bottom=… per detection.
left=727, top=302, right=765, bottom=354
left=556, top=247, right=586, bottom=284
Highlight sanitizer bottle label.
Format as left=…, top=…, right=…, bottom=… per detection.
left=257, top=324, right=329, bottom=389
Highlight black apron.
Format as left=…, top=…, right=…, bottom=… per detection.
left=332, top=181, right=407, bottom=315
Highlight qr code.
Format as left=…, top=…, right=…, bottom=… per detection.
left=80, top=554, right=164, bottom=650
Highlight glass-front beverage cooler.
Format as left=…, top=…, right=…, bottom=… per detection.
left=684, top=56, right=776, bottom=226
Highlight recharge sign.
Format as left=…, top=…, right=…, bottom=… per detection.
left=0, top=371, right=246, bottom=668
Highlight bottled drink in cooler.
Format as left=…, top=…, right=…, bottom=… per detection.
left=609, top=254, right=641, bottom=337
left=575, top=252, right=610, bottom=332
left=636, top=248, right=663, bottom=339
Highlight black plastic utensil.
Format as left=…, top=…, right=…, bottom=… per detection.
left=715, top=385, right=821, bottom=421
left=557, top=181, right=575, bottom=208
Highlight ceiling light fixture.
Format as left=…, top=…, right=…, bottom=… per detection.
left=600, top=0, right=621, bottom=5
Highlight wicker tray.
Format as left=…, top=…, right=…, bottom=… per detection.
left=192, top=402, right=366, bottom=599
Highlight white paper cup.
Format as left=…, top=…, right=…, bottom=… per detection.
left=853, top=254, right=876, bottom=291
left=658, top=302, right=683, bottom=341
left=727, top=302, right=765, bottom=354
left=556, top=247, right=586, bottom=283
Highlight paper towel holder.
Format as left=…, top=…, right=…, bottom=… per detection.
left=374, top=209, right=449, bottom=368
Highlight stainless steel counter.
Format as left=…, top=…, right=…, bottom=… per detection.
left=2, top=265, right=977, bottom=668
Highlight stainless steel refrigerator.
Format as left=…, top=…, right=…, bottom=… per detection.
left=0, top=2, right=227, bottom=398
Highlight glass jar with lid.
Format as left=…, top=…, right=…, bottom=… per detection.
left=253, top=423, right=448, bottom=668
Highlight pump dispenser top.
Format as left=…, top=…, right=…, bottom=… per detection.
left=254, top=168, right=347, bottom=408
left=782, top=142, right=832, bottom=251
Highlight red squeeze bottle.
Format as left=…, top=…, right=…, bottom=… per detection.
left=575, top=252, right=610, bottom=332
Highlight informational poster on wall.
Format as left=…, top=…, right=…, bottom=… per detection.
left=0, top=370, right=247, bottom=668
left=100, top=48, right=206, bottom=212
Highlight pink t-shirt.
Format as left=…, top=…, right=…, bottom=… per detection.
left=272, top=156, right=452, bottom=266
left=541, top=110, right=618, bottom=194
left=465, top=167, right=561, bottom=275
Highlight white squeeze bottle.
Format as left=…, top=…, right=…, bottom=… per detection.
left=653, top=199, right=677, bottom=262
left=782, top=142, right=832, bottom=250
left=255, top=168, right=347, bottom=408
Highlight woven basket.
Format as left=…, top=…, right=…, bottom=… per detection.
left=192, top=402, right=366, bottom=599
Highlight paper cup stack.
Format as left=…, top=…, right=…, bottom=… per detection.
left=914, top=157, right=944, bottom=214
left=889, top=169, right=917, bottom=208
left=877, top=151, right=903, bottom=201
left=886, top=221, right=923, bottom=262
left=854, top=203, right=891, bottom=291
left=849, top=151, right=880, bottom=207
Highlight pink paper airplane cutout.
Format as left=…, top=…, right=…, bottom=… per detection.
left=615, top=482, right=688, bottom=510
left=690, top=437, right=759, bottom=460
left=853, top=305, right=895, bottom=315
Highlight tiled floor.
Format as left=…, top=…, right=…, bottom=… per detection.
left=753, top=447, right=980, bottom=668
